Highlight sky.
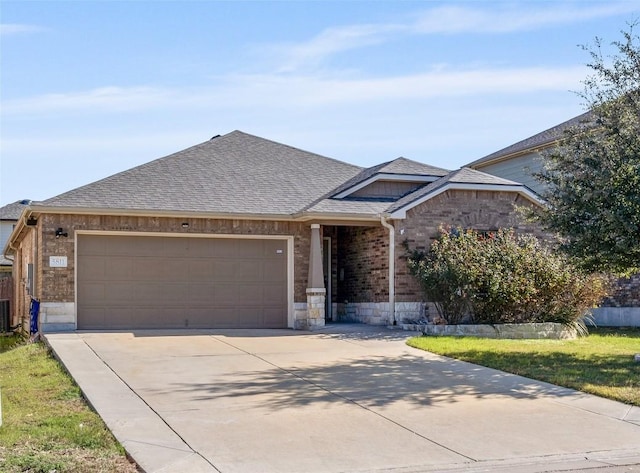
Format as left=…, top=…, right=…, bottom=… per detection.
left=1, top=1, right=639, bottom=206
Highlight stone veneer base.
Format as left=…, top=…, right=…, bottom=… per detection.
left=401, top=322, right=578, bottom=339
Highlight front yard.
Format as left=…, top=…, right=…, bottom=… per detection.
left=407, top=327, right=640, bottom=406
left=0, top=337, right=138, bottom=473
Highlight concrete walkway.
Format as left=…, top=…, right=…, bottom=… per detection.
left=45, top=324, right=640, bottom=473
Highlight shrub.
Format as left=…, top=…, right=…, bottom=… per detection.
left=405, top=227, right=610, bottom=325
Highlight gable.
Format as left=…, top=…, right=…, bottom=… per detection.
left=348, top=180, right=425, bottom=200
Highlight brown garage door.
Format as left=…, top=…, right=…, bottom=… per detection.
left=77, top=234, right=288, bottom=329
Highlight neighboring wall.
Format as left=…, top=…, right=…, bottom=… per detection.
left=12, top=225, right=37, bottom=331
left=474, top=152, right=547, bottom=196
left=1, top=221, right=17, bottom=268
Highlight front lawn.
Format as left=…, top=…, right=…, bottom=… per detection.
left=0, top=339, right=138, bottom=472
left=407, top=327, right=640, bottom=406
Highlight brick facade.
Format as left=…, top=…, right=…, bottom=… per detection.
left=30, top=214, right=310, bottom=302
left=394, top=190, right=542, bottom=305
left=14, top=189, right=637, bottom=332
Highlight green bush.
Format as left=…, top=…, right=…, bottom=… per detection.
left=405, top=227, right=609, bottom=325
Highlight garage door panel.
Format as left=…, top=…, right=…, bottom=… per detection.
left=264, top=308, right=286, bottom=326
left=135, top=283, right=171, bottom=304
left=78, top=234, right=288, bottom=329
left=211, top=260, right=238, bottom=281
left=188, top=260, right=213, bottom=280
left=165, top=258, right=190, bottom=279
left=263, top=260, right=286, bottom=281
left=161, top=283, right=189, bottom=304
left=81, top=307, right=106, bottom=329
left=104, top=258, right=133, bottom=280
left=163, top=238, right=190, bottom=257
left=263, top=284, right=286, bottom=304
left=263, top=239, right=286, bottom=255
left=131, top=307, right=174, bottom=328
left=78, top=237, right=106, bottom=256
left=187, top=307, right=236, bottom=327
left=235, top=307, right=261, bottom=326
left=79, top=257, right=107, bottom=280
left=105, top=283, right=135, bottom=303
left=105, top=308, right=134, bottom=328
left=240, top=241, right=265, bottom=258
left=212, top=284, right=238, bottom=305
left=132, top=257, right=167, bottom=281
left=211, top=239, right=237, bottom=257
left=236, top=260, right=263, bottom=281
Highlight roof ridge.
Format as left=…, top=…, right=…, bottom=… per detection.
left=467, top=111, right=593, bottom=167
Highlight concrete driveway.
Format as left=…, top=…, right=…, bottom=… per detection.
left=46, top=325, right=640, bottom=473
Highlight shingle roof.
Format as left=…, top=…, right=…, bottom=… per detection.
left=32, top=132, right=539, bottom=221
left=386, top=167, right=524, bottom=214
left=467, top=111, right=593, bottom=167
left=40, top=131, right=363, bottom=216
left=0, top=200, right=32, bottom=220
left=326, top=157, right=449, bottom=198
left=376, top=157, right=450, bottom=176
left=303, top=199, right=392, bottom=216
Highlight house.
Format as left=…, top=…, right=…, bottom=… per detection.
left=467, top=113, right=640, bottom=327
left=4, top=131, right=542, bottom=332
left=467, top=112, right=592, bottom=196
left=0, top=200, right=32, bottom=275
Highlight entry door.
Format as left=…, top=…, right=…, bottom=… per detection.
left=323, top=237, right=331, bottom=320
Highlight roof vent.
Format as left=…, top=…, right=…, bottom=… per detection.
left=210, top=134, right=221, bottom=140
left=20, top=199, right=32, bottom=205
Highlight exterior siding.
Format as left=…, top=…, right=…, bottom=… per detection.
left=475, top=152, right=547, bottom=195
left=1, top=221, right=17, bottom=268
left=350, top=181, right=422, bottom=199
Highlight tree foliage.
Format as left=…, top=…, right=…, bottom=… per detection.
left=405, top=227, right=609, bottom=326
left=536, top=24, right=640, bottom=276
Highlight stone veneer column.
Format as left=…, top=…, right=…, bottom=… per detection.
left=306, top=224, right=326, bottom=329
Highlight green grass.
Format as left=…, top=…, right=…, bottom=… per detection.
left=0, top=339, right=138, bottom=473
left=407, top=327, right=640, bottom=406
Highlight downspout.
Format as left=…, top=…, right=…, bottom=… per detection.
left=380, top=216, right=396, bottom=326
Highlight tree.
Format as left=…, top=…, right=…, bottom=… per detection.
left=536, top=23, right=640, bottom=276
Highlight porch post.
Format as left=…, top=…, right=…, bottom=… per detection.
left=306, top=224, right=326, bottom=330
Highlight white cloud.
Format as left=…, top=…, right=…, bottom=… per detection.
left=1, top=64, right=587, bottom=116
left=0, top=23, right=47, bottom=35
left=262, top=2, right=640, bottom=72
left=273, top=23, right=403, bottom=72
left=411, top=2, right=640, bottom=34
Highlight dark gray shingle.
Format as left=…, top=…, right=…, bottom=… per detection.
left=468, top=111, right=593, bottom=167
left=41, top=131, right=363, bottom=216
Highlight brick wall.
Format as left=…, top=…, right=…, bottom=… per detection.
left=33, top=213, right=312, bottom=304
left=337, top=225, right=388, bottom=303
left=601, top=273, right=640, bottom=307
left=395, top=190, right=543, bottom=303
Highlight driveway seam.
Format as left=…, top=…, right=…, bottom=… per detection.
left=210, top=334, right=477, bottom=464
left=81, top=337, right=222, bottom=473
